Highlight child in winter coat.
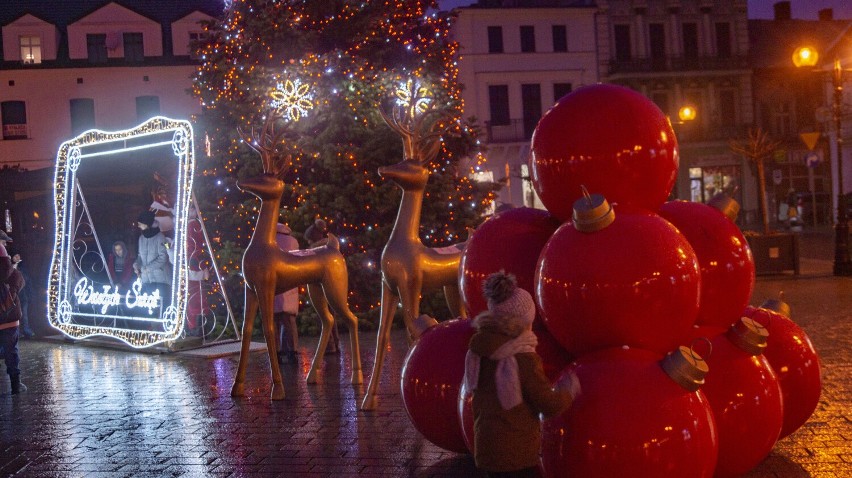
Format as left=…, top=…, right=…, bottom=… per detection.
left=464, top=271, right=576, bottom=477
left=0, top=231, right=26, bottom=394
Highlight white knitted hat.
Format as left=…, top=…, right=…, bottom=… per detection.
left=483, top=271, right=536, bottom=326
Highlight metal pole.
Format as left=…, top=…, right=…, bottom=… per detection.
left=831, top=59, right=852, bottom=275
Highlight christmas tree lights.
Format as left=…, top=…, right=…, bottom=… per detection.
left=192, top=0, right=499, bottom=320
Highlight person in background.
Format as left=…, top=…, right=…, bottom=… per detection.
left=463, top=271, right=577, bottom=478
left=0, top=230, right=26, bottom=394
left=303, top=218, right=339, bottom=353
left=133, top=210, right=172, bottom=311
left=11, top=253, right=34, bottom=339
left=107, top=241, right=136, bottom=292
left=274, top=223, right=300, bottom=363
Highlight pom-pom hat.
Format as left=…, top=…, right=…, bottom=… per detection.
left=482, top=271, right=536, bottom=326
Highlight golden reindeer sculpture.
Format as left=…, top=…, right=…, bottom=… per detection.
left=231, top=113, right=362, bottom=400
left=361, top=83, right=468, bottom=410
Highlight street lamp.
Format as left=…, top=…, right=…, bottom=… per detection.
left=793, top=46, right=852, bottom=276
left=678, top=105, right=697, bottom=123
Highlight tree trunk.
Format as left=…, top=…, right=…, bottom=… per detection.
left=756, top=159, right=770, bottom=235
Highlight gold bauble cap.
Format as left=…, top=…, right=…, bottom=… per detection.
left=726, top=317, right=769, bottom=356
left=661, top=345, right=709, bottom=392
left=760, top=292, right=791, bottom=318
left=573, top=188, right=615, bottom=233
left=707, top=193, right=740, bottom=222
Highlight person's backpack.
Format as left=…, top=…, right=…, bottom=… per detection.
left=0, top=281, right=19, bottom=321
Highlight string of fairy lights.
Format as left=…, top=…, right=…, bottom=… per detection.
left=192, top=0, right=495, bottom=314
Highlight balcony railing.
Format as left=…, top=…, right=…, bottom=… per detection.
left=485, top=119, right=533, bottom=143
left=609, top=55, right=749, bottom=74
left=676, top=123, right=751, bottom=142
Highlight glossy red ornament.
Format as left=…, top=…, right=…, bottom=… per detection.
left=533, top=321, right=574, bottom=381
left=459, top=207, right=560, bottom=318
left=529, top=84, right=678, bottom=221
left=401, top=318, right=475, bottom=454
left=659, top=200, right=755, bottom=328
left=703, top=320, right=784, bottom=477
left=744, top=306, right=822, bottom=439
left=536, top=205, right=701, bottom=356
left=541, top=347, right=718, bottom=478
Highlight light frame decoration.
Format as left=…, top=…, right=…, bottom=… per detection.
left=48, top=117, right=195, bottom=348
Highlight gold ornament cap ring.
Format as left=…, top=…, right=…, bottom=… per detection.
left=707, top=193, right=740, bottom=222
left=727, top=317, right=769, bottom=356
left=760, top=292, right=791, bottom=319
left=573, top=186, right=615, bottom=233
left=661, top=343, right=710, bottom=392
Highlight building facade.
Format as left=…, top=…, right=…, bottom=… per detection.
left=452, top=1, right=599, bottom=209
left=0, top=1, right=221, bottom=171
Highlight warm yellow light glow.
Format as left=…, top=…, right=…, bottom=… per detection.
left=792, top=46, right=819, bottom=68
left=678, top=105, right=697, bottom=122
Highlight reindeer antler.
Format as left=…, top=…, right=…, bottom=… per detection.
left=380, top=80, right=453, bottom=165
left=237, top=112, right=293, bottom=176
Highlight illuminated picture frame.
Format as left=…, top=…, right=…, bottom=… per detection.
left=48, top=117, right=194, bottom=348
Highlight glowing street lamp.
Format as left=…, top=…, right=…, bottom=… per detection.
left=678, top=105, right=697, bottom=123
left=794, top=45, right=852, bottom=276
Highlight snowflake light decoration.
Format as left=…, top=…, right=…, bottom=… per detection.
left=270, top=78, right=314, bottom=121
left=395, top=79, right=432, bottom=114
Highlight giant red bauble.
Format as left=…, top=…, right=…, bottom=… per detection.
left=536, top=206, right=701, bottom=356
left=703, top=323, right=784, bottom=477
left=529, top=84, right=678, bottom=221
left=459, top=207, right=560, bottom=318
left=541, top=347, right=718, bottom=478
left=401, top=318, right=474, bottom=454
left=457, top=382, right=475, bottom=454
left=744, top=306, right=822, bottom=439
left=659, top=200, right=755, bottom=328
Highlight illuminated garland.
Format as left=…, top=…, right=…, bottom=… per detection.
left=48, top=117, right=195, bottom=348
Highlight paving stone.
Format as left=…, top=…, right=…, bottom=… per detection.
left=1, top=231, right=849, bottom=476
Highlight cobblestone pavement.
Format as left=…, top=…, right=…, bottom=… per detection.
left=1, top=231, right=850, bottom=477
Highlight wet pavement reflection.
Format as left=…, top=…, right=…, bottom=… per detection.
left=2, top=265, right=850, bottom=478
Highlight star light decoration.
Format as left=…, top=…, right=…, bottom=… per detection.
left=270, top=77, right=314, bottom=122
left=395, top=79, right=432, bottom=116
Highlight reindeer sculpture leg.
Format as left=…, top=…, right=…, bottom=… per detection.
left=443, top=284, right=468, bottom=319
left=258, top=287, right=286, bottom=400
left=398, top=281, right=422, bottom=344
left=306, top=284, right=334, bottom=384
left=322, top=285, right=364, bottom=385
left=231, top=285, right=259, bottom=397
left=361, top=281, right=399, bottom=410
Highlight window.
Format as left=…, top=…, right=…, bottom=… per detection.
left=70, top=99, right=95, bottom=135
left=614, top=25, right=631, bottom=60
left=123, top=32, right=144, bottom=62
left=1, top=101, right=28, bottom=140
left=649, top=23, right=666, bottom=63
left=715, top=23, right=731, bottom=58
left=87, top=34, right=107, bottom=63
left=522, top=84, right=541, bottom=139
left=651, top=92, right=671, bottom=117
left=19, top=35, right=41, bottom=64
left=488, top=85, right=510, bottom=126
left=487, top=26, right=503, bottom=53
left=552, top=25, right=567, bottom=52
left=554, top=83, right=572, bottom=102
left=718, top=90, right=737, bottom=127
left=520, top=26, right=535, bottom=53
left=682, top=23, right=698, bottom=59
left=189, top=32, right=207, bottom=60
left=136, top=96, right=160, bottom=122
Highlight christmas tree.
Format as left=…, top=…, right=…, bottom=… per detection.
left=192, top=0, right=498, bottom=327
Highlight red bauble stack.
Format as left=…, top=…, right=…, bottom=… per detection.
left=659, top=200, right=755, bottom=328
left=459, top=207, right=560, bottom=317
left=536, top=202, right=701, bottom=356
left=529, top=84, right=678, bottom=221
left=400, top=318, right=475, bottom=454
left=702, top=318, right=784, bottom=477
left=744, top=305, right=822, bottom=439
left=540, top=347, right=718, bottom=478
